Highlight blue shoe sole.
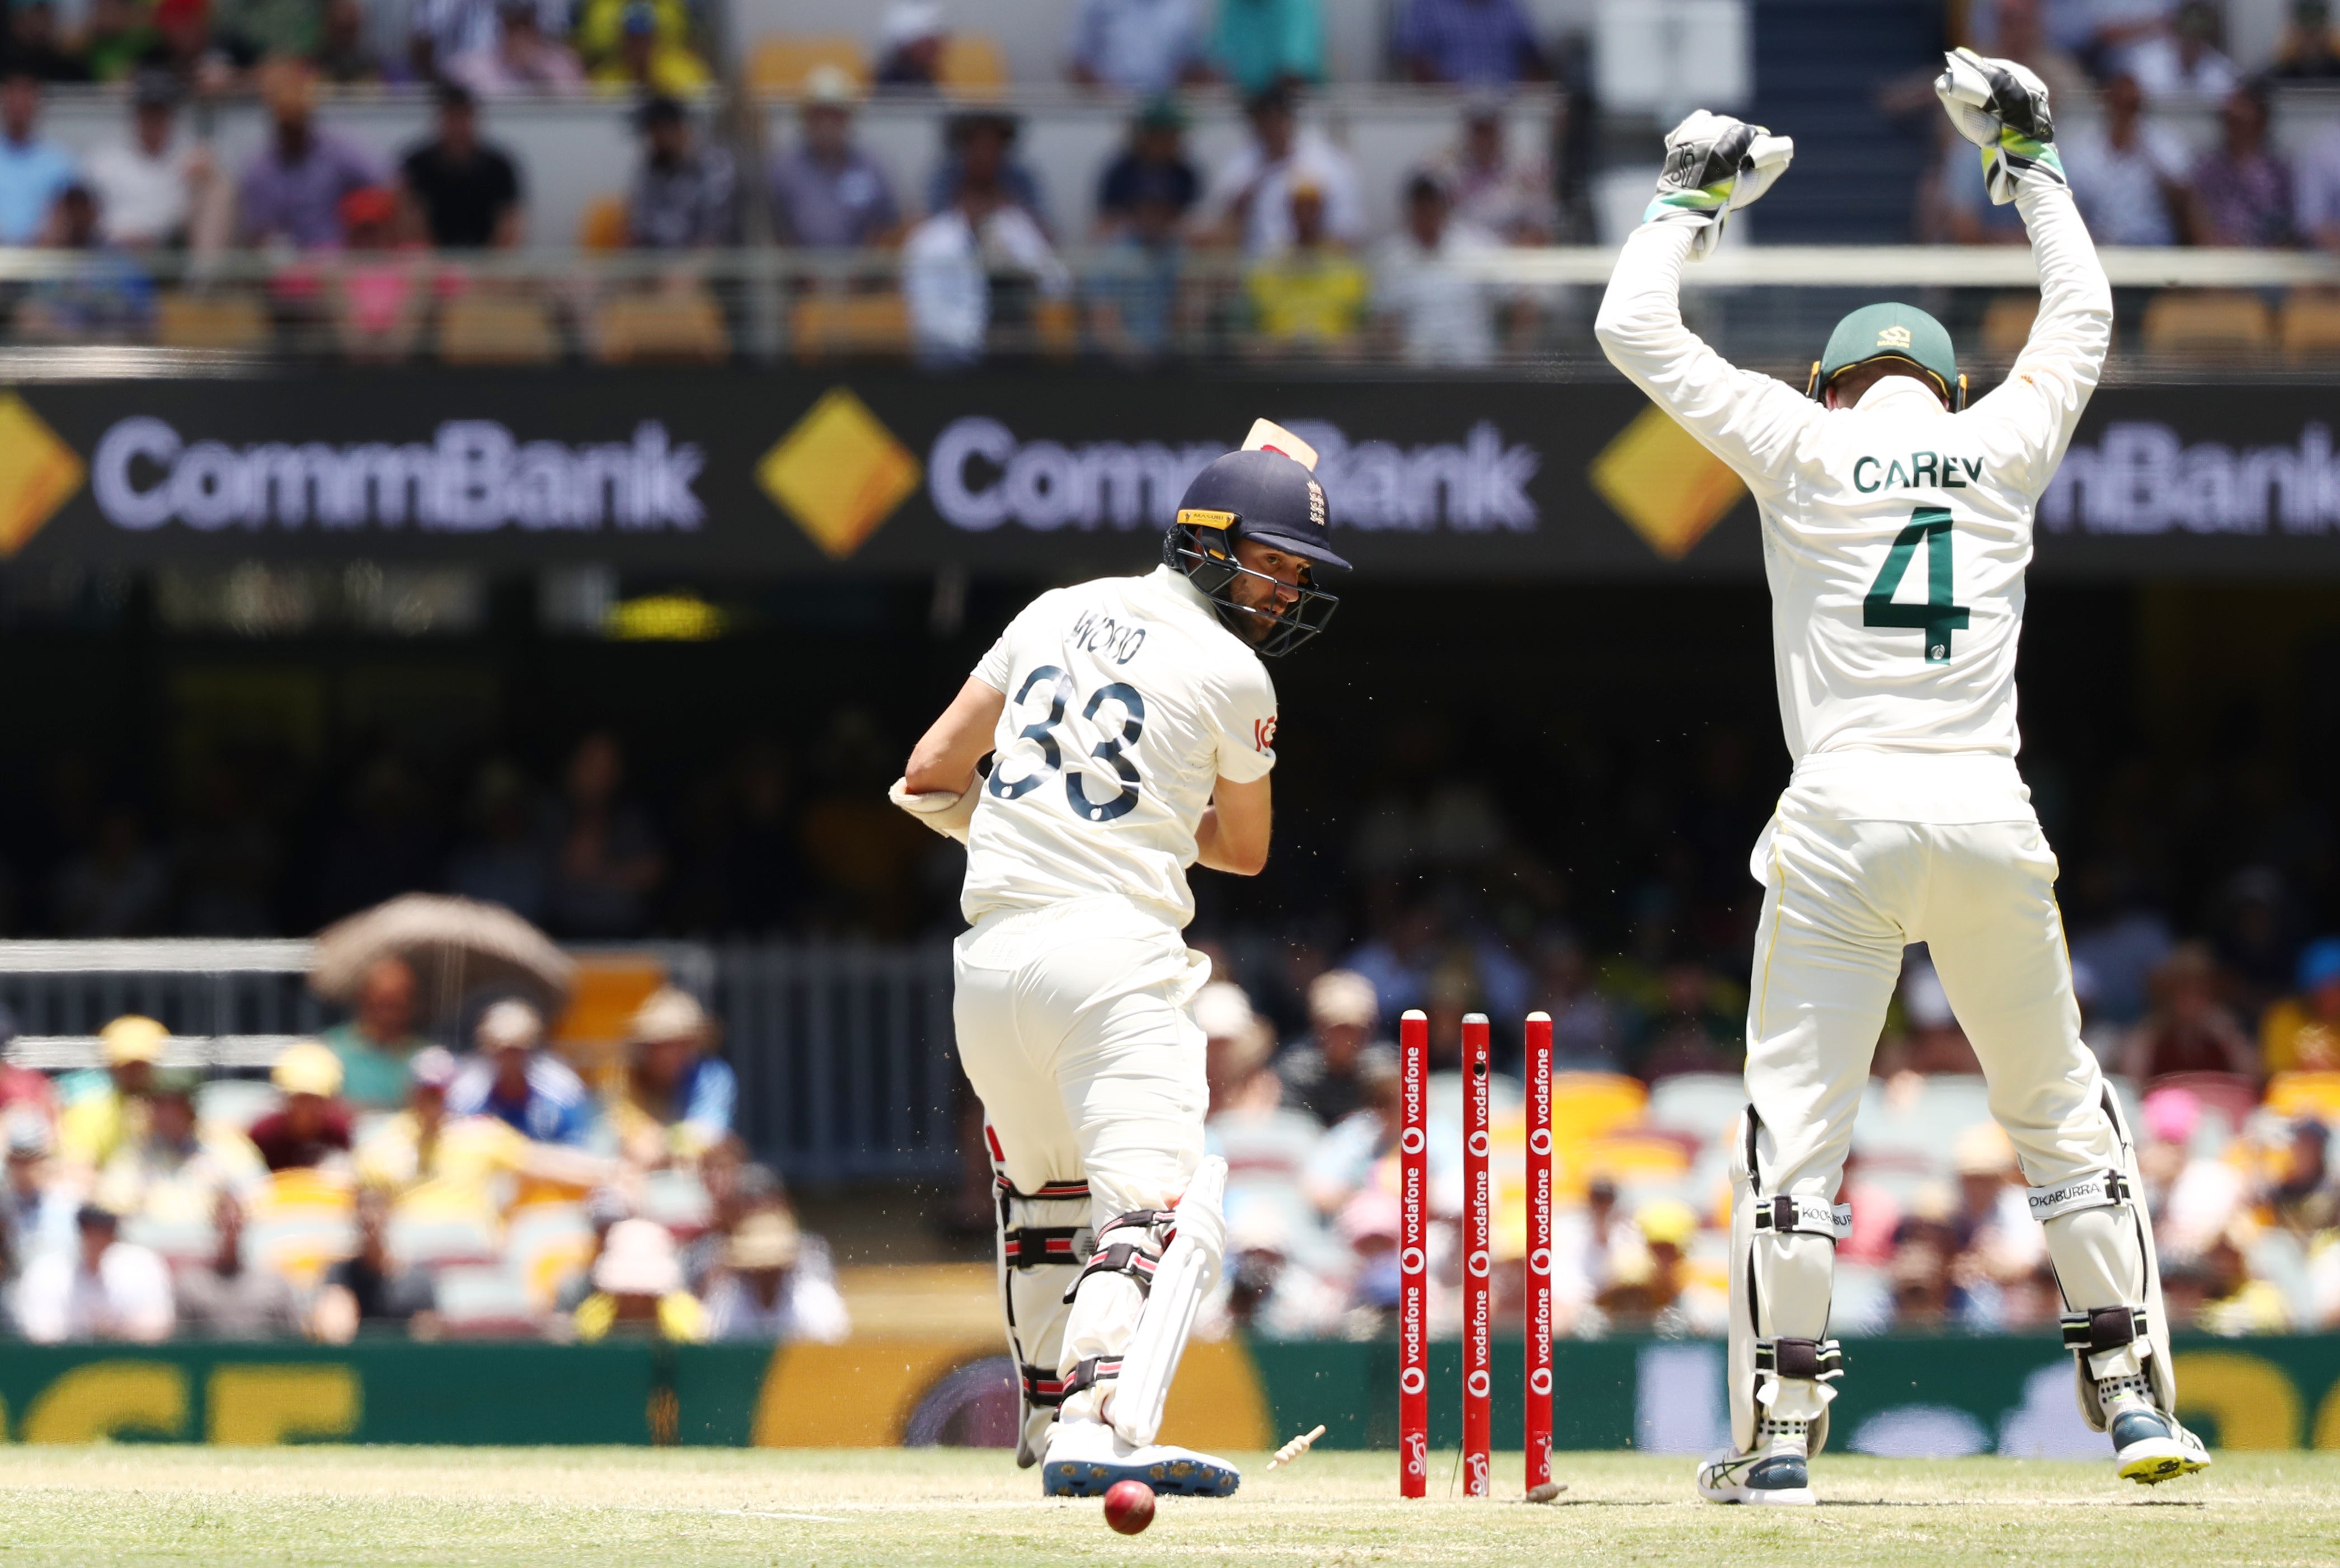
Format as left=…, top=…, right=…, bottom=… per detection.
left=1042, top=1456, right=1241, bottom=1498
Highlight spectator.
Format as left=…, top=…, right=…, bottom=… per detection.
left=399, top=84, right=525, bottom=250
left=449, top=998, right=599, bottom=1147
left=875, top=2, right=947, bottom=90
left=2275, top=0, right=2340, bottom=78
left=2118, top=0, right=2239, bottom=100
left=582, top=0, right=709, bottom=97
left=0, top=71, right=74, bottom=247
left=2123, top=942, right=2258, bottom=1085
left=2263, top=938, right=2340, bottom=1073
left=1213, top=1203, right=1347, bottom=1339
left=17, top=183, right=155, bottom=344
left=2, top=1109, right=76, bottom=1282
left=1939, top=118, right=2029, bottom=245
left=215, top=0, right=320, bottom=62
left=237, top=59, right=384, bottom=250
left=2297, top=115, right=2340, bottom=253
left=2188, top=82, right=2295, bottom=249
left=1592, top=1199, right=1725, bottom=1335
left=82, top=72, right=218, bottom=250
left=1094, top=97, right=1200, bottom=240
left=356, top=1045, right=608, bottom=1201
left=1196, top=83, right=1362, bottom=257
left=903, top=128, right=1069, bottom=366
left=2193, top=1219, right=2292, bottom=1334
left=1242, top=178, right=1365, bottom=354
left=572, top=1217, right=706, bottom=1340
left=546, top=730, right=669, bottom=932
left=1947, top=1123, right=2048, bottom=1320
left=335, top=183, right=427, bottom=365
left=1277, top=969, right=1384, bottom=1126
left=2269, top=1116, right=2335, bottom=1236
left=1333, top=1185, right=1402, bottom=1328
left=1435, top=96, right=1554, bottom=246
left=1300, top=1046, right=1401, bottom=1215
left=1069, top=0, right=1210, bottom=93
left=1531, top=932, right=1622, bottom=1068
left=312, top=1187, right=436, bottom=1341
left=447, top=0, right=586, bottom=95
left=607, top=987, right=736, bottom=1165
left=926, top=111, right=1053, bottom=239
left=1373, top=170, right=1507, bottom=368
left=13, top=1205, right=173, bottom=1344
left=1987, top=0, right=2092, bottom=105
left=94, top=1068, right=266, bottom=1228
left=2060, top=72, right=2189, bottom=247
left=83, top=0, right=162, bottom=83
left=770, top=64, right=900, bottom=250
left=174, top=1192, right=303, bottom=1339
left=413, top=0, right=556, bottom=82
left=444, top=761, right=551, bottom=923
left=246, top=1041, right=355, bottom=1172
left=313, top=0, right=387, bottom=84
left=320, top=955, right=431, bottom=1111
left=3, top=4, right=90, bottom=83
left=57, top=1014, right=166, bottom=1174
left=1394, top=0, right=1545, bottom=86
left=700, top=1208, right=851, bottom=1342
left=625, top=95, right=736, bottom=251
left=1214, top=0, right=1323, bottom=95
left=1084, top=146, right=1189, bottom=358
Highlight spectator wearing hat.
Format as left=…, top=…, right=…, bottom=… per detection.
left=2262, top=937, right=2340, bottom=1074
left=1241, top=176, right=1366, bottom=356
left=13, top=1204, right=173, bottom=1344
left=1300, top=1045, right=1401, bottom=1215
left=573, top=1217, right=705, bottom=1341
left=582, top=0, right=708, bottom=97
left=312, top=1187, right=436, bottom=1341
left=1213, top=0, right=1323, bottom=95
left=246, top=1041, right=356, bottom=1172
left=701, top=1207, right=850, bottom=1342
left=174, top=1191, right=303, bottom=1339
left=94, top=1067, right=266, bottom=1230
left=1069, top=0, right=1211, bottom=93
left=2193, top=1218, right=2293, bottom=1334
left=1946, top=1122, right=2047, bottom=1324
left=57, top=1014, right=167, bottom=1173
left=1210, top=1201, right=1346, bottom=1340
left=1200, top=984, right=1325, bottom=1228
left=334, top=181, right=429, bottom=361
left=0, top=71, right=76, bottom=248
left=875, top=2, right=947, bottom=90
left=1394, top=0, right=1547, bottom=86
left=626, top=95, right=736, bottom=250
left=770, top=65, right=900, bottom=250
left=2123, top=941, right=2258, bottom=1087
left=607, top=987, right=736, bottom=1167
left=320, top=955, right=433, bottom=1112
left=1276, top=969, right=1385, bottom=1128
left=449, top=999, right=600, bottom=1147
left=399, top=83, right=525, bottom=250
left=358, top=1044, right=608, bottom=1203
left=2, top=1108, right=76, bottom=1283
left=445, top=0, right=585, bottom=95
left=1084, top=119, right=1191, bottom=359
left=1593, top=1199, right=1725, bottom=1336
left=237, top=58, right=384, bottom=248
left=1094, top=97, right=1200, bottom=240
left=1195, top=82, right=1361, bottom=258
left=81, top=72, right=220, bottom=249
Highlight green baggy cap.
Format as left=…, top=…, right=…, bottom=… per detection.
left=1819, top=302, right=1958, bottom=402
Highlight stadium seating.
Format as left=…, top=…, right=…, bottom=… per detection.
left=247, top=1170, right=359, bottom=1289
left=2280, top=292, right=2340, bottom=360
left=155, top=293, right=271, bottom=352
left=2265, top=1071, right=2340, bottom=1124
left=577, top=194, right=631, bottom=252
left=1980, top=294, right=2038, bottom=359
left=748, top=34, right=870, bottom=93
left=439, top=294, right=564, bottom=365
left=2142, top=292, right=2275, bottom=356
left=591, top=292, right=731, bottom=364
left=1646, top=1073, right=1746, bottom=1146
left=433, top=1265, right=544, bottom=1336
left=1547, top=1072, right=1649, bottom=1151
left=195, top=1078, right=281, bottom=1132
left=789, top=292, right=913, bottom=360
left=2149, top=1071, right=2259, bottom=1141
left=937, top=34, right=1009, bottom=98
left=387, top=1208, right=502, bottom=1270
left=507, top=1203, right=598, bottom=1307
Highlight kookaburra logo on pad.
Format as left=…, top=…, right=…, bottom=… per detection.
left=1877, top=326, right=1914, bottom=350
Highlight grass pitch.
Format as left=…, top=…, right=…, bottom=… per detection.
left=0, top=1447, right=2331, bottom=1566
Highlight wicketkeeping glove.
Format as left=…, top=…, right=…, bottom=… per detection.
left=1935, top=46, right=2065, bottom=205
left=1643, top=110, right=1795, bottom=259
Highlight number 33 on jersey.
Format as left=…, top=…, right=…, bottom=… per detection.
left=961, top=564, right=1280, bottom=932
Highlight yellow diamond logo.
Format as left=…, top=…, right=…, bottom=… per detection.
left=0, top=392, right=83, bottom=558
left=757, top=387, right=922, bottom=560
left=1589, top=405, right=1746, bottom=561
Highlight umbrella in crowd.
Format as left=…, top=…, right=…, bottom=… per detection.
left=309, top=894, right=575, bottom=1026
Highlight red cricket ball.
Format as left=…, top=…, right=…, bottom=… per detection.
left=1102, top=1479, right=1156, bottom=1536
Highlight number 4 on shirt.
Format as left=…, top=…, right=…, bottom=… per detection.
left=1864, top=506, right=1971, bottom=664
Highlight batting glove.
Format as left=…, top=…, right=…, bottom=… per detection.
left=888, top=776, right=978, bottom=843
left=1935, top=46, right=2065, bottom=205
left=1643, top=109, right=1795, bottom=259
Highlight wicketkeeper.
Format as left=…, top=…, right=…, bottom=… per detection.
left=1596, top=50, right=2210, bottom=1504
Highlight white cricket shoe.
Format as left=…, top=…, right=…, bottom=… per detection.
left=2106, top=1398, right=2212, bottom=1485
left=1697, top=1439, right=1816, bottom=1506
left=1040, top=1415, right=1242, bottom=1498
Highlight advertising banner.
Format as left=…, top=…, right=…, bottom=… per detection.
left=0, top=372, right=2334, bottom=578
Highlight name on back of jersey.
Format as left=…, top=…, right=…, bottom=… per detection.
left=1069, top=608, right=1148, bottom=666
left=1853, top=452, right=1986, bottom=494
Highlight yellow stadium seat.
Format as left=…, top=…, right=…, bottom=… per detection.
left=592, top=290, right=730, bottom=364
left=577, top=193, right=631, bottom=252
left=938, top=32, right=1008, bottom=98
left=1035, top=296, right=1079, bottom=358
left=1565, top=1129, right=1695, bottom=1199
left=2141, top=290, right=2273, bottom=356
left=790, top=290, right=911, bottom=360
left=2265, top=1071, right=2340, bottom=1124
left=748, top=34, right=870, bottom=94
left=154, top=292, right=270, bottom=351
left=506, top=1203, right=596, bottom=1307
left=438, top=293, right=561, bottom=365
left=1981, top=293, right=2037, bottom=358
left=247, top=1168, right=358, bottom=1289
left=1547, top=1072, right=1649, bottom=1152
left=2280, top=291, right=2340, bottom=359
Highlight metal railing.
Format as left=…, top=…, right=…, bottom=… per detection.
left=0, top=937, right=960, bottom=1184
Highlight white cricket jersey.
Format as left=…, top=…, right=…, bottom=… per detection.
left=961, top=564, right=1279, bottom=929
left=1596, top=183, right=2111, bottom=822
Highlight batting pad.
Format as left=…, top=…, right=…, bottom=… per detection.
left=1108, top=1154, right=1227, bottom=1450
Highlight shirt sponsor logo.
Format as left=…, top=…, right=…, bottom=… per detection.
left=1252, top=716, right=1277, bottom=753
left=2043, top=421, right=2340, bottom=536
left=928, top=416, right=1539, bottom=535
left=92, top=417, right=706, bottom=534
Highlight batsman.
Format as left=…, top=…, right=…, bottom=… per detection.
left=893, top=421, right=1345, bottom=1498
left=1596, top=51, right=2210, bottom=1504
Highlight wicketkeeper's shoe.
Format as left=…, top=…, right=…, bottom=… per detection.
left=2105, top=1396, right=2212, bottom=1485
left=1040, top=1415, right=1242, bottom=1499
left=1697, top=1437, right=1816, bottom=1506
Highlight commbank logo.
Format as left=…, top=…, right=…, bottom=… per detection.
left=0, top=393, right=85, bottom=557
left=758, top=387, right=922, bottom=559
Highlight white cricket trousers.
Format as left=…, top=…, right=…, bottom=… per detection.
left=954, top=895, right=1210, bottom=1425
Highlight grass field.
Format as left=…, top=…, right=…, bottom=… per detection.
left=1, top=1447, right=2333, bottom=1567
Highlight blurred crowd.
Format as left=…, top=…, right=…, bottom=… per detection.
left=0, top=971, right=851, bottom=1346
